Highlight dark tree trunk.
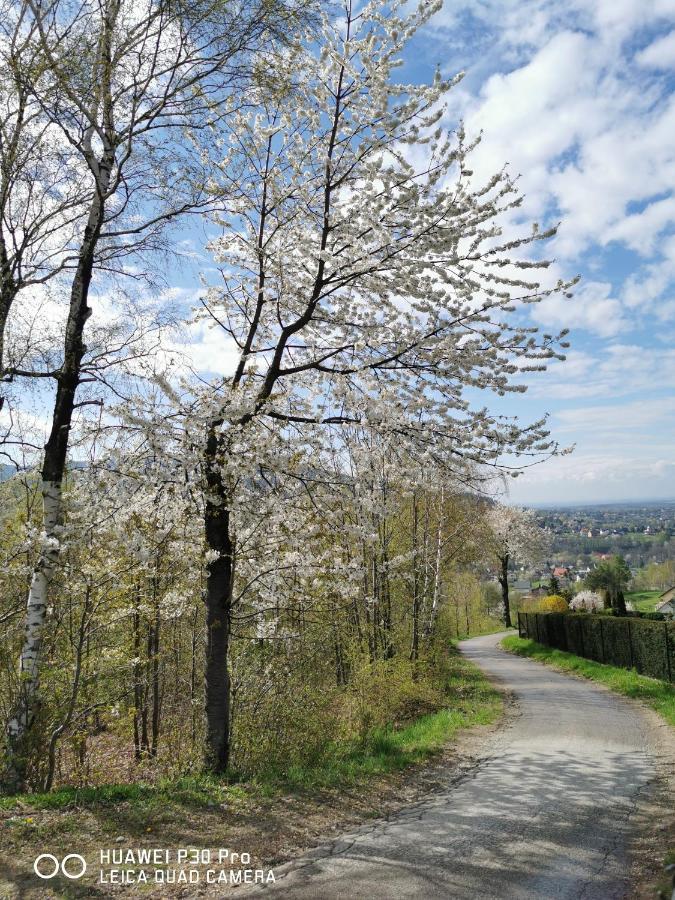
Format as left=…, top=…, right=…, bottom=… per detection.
left=0, top=220, right=19, bottom=414
left=133, top=607, right=144, bottom=761
left=150, top=619, right=161, bottom=757
left=149, top=579, right=161, bottom=757
left=0, top=291, right=13, bottom=410
left=203, top=425, right=234, bottom=774
left=190, top=601, right=200, bottom=748
left=498, top=553, right=512, bottom=628
left=381, top=540, right=394, bottom=660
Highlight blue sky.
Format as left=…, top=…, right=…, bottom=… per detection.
left=165, top=0, right=675, bottom=506
left=402, top=0, right=675, bottom=505
left=39, top=0, right=675, bottom=504
left=13, top=0, right=670, bottom=508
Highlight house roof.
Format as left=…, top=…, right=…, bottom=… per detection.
left=656, top=598, right=674, bottom=611
left=658, top=585, right=674, bottom=599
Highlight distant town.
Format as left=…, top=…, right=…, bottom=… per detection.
left=508, top=500, right=675, bottom=614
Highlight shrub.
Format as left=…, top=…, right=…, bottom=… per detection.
left=563, top=614, right=585, bottom=655
left=541, top=612, right=568, bottom=650
left=520, top=612, right=675, bottom=683
left=536, top=594, right=568, bottom=613
left=631, top=619, right=671, bottom=681
left=582, top=615, right=604, bottom=662
left=346, top=655, right=447, bottom=740
left=570, top=590, right=603, bottom=612
left=600, top=616, right=632, bottom=668
left=232, top=668, right=345, bottom=777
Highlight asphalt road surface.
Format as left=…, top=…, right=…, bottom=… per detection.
left=244, top=631, right=657, bottom=899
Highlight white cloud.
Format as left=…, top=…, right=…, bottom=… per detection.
left=605, top=195, right=675, bottom=256
left=550, top=96, right=675, bottom=258
left=433, top=2, right=675, bottom=266
left=529, top=343, right=675, bottom=399
left=168, top=320, right=240, bottom=377
left=636, top=28, right=675, bottom=67
left=622, top=232, right=675, bottom=309
left=507, top=396, right=675, bottom=503
left=533, top=281, right=626, bottom=337
left=553, top=396, right=675, bottom=433
left=509, top=451, right=675, bottom=504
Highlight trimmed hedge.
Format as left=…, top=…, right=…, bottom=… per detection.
left=600, top=617, right=632, bottom=669
left=631, top=619, right=670, bottom=682
left=518, top=612, right=674, bottom=682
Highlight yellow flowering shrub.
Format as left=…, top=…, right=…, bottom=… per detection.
left=536, top=594, right=569, bottom=612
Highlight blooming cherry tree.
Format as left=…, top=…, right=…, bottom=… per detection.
left=486, top=504, right=550, bottom=628
left=569, top=591, right=603, bottom=612
left=194, top=0, right=572, bottom=771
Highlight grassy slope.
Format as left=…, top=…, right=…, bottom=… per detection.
left=0, top=651, right=503, bottom=898
left=626, top=589, right=662, bottom=612
left=0, top=650, right=501, bottom=814
left=501, top=635, right=675, bottom=727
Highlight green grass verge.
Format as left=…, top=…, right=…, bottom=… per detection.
left=273, top=651, right=502, bottom=792
left=0, top=650, right=502, bottom=812
left=502, top=635, right=675, bottom=727
left=626, top=589, right=662, bottom=612
left=657, top=848, right=675, bottom=896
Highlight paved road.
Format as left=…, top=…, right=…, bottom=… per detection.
left=244, top=631, right=657, bottom=899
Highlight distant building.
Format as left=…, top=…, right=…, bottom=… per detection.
left=512, top=579, right=531, bottom=592
left=553, top=567, right=569, bottom=579
left=656, top=586, right=675, bottom=615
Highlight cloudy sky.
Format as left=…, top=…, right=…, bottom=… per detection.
left=400, top=0, right=675, bottom=505
left=170, top=0, right=675, bottom=506
left=8, top=0, right=672, bottom=508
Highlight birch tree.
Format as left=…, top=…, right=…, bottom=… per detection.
left=192, top=0, right=572, bottom=772
left=4, top=0, right=308, bottom=790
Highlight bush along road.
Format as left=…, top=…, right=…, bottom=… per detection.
left=242, top=631, right=672, bottom=899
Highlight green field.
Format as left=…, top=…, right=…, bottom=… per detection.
left=626, top=590, right=662, bottom=612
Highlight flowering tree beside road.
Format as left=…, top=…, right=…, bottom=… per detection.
left=3, top=0, right=310, bottom=792
left=193, top=0, right=571, bottom=771
left=487, top=504, right=551, bottom=627
left=1, top=0, right=574, bottom=789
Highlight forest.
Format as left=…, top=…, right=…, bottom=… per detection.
left=0, top=0, right=570, bottom=795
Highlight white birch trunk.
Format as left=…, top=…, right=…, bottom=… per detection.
left=7, top=480, right=62, bottom=739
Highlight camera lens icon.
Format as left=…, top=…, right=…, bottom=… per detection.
left=34, top=853, right=87, bottom=880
